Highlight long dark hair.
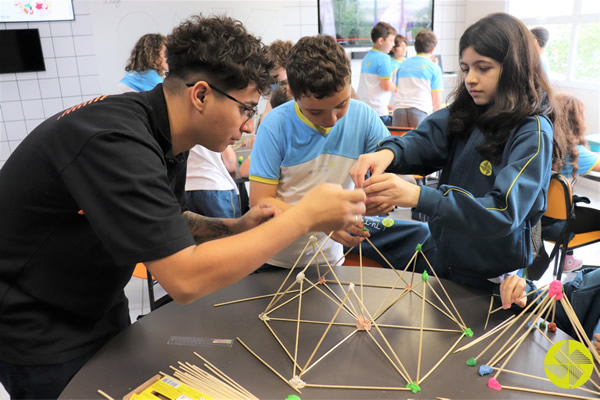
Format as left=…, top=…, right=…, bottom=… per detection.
left=448, top=13, right=553, bottom=164
left=552, top=93, right=588, bottom=179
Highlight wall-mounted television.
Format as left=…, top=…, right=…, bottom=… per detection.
left=0, top=0, right=75, bottom=23
left=319, top=0, right=434, bottom=47
left=0, top=29, right=46, bottom=74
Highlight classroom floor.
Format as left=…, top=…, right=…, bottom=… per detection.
left=0, top=178, right=597, bottom=399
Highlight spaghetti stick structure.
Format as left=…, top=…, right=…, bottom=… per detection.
left=465, top=280, right=600, bottom=399
left=223, top=234, right=471, bottom=395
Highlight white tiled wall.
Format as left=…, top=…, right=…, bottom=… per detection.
left=0, top=4, right=101, bottom=170
left=433, top=0, right=466, bottom=74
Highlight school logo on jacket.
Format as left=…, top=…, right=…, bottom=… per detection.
left=479, top=160, right=492, bottom=176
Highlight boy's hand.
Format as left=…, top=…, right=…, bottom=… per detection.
left=331, top=220, right=370, bottom=247
left=349, top=149, right=395, bottom=188
left=499, top=275, right=527, bottom=309
left=363, top=173, right=421, bottom=209
left=235, top=202, right=279, bottom=232
left=297, top=183, right=366, bottom=234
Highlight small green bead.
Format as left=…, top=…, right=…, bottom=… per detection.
left=406, top=382, right=421, bottom=393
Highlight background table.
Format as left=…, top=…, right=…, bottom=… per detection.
left=61, top=266, right=596, bottom=399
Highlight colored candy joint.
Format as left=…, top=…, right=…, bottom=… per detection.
left=421, top=270, right=429, bottom=282
left=285, top=395, right=301, bottom=400
left=462, top=328, right=473, bottom=337
left=548, top=280, right=564, bottom=300
left=488, top=377, right=502, bottom=391
left=479, top=365, right=493, bottom=376
left=406, top=382, right=421, bottom=393
left=415, top=243, right=422, bottom=251
left=466, top=357, right=477, bottom=366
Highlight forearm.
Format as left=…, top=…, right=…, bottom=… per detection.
left=150, top=206, right=311, bottom=303
left=183, top=211, right=241, bottom=244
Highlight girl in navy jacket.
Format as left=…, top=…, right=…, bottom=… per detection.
left=350, top=13, right=554, bottom=303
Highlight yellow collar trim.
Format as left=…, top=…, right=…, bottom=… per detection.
left=294, top=103, right=331, bottom=135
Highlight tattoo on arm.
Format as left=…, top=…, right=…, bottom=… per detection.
left=183, top=211, right=233, bottom=244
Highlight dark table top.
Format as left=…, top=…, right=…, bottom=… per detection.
left=60, top=266, right=596, bottom=399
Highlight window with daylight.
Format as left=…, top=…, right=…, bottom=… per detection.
left=508, top=0, right=600, bottom=85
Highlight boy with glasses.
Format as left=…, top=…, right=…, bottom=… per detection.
left=0, top=15, right=366, bottom=398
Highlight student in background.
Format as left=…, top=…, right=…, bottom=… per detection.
left=118, top=33, right=168, bottom=93
left=238, top=83, right=294, bottom=178
left=389, top=34, right=408, bottom=86
left=357, top=21, right=397, bottom=126
left=392, top=30, right=442, bottom=128
left=543, top=93, right=600, bottom=271
left=531, top=26, right=550, bottom=76
left=0, top=15, right=366, bottom=398
left=350, top=13, right=554, bottom=298
left=186, top=145, right=241, bottom=218
left=260, top=40, right=294, bottom=121
left=249, top=34, right=433, bottom=272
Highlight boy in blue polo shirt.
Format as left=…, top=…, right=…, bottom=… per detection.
left=249, top=35, right=433, bottom=271
left=392, top=29, right=443, bottom=127
left=357, top=21, right=397, bottom=126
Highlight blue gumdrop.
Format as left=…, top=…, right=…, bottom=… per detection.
left=479, top=365, right=493, bottom=376
left=527, top=321, right=532, bottom=328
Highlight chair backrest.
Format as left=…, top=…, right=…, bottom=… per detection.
left=387, top=126, right=414, bottom=137
left=544, top=172, right=572, bottom=220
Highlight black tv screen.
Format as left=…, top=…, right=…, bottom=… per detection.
left=0, top=29, right=46, bottom=74
left=319, top=0, right=434, bottom=47
left=0, top=1, right=75, bottom=22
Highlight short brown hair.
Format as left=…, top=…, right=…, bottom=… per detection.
left=371, top=21, right=396, bottom=42
left=267, top=40, right=293, bottom=69
left=286, top=35, right=350, bottom=99
left=414, top=30, right=437, bottom=53
left=389, top=34, right=408, bottom=56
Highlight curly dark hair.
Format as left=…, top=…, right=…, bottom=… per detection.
left=164, top=15, right=273, bottom=95
left=286, top=35, right=351, bottom=100
left=551, top=93, right=587, bottom=179
left=124, top=33, right=166, bottom=75
left=448, top=13, right=553, bottom=164
left=267, top=40, right=293, bottom=69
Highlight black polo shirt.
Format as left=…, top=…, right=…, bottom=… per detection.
left=0, top=84, right=195, bottom=365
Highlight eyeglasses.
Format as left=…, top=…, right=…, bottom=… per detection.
left=186, top=81, right=258, bottom=125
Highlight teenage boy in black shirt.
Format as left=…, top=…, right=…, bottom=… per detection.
left=0, top=15, right=366, bottom=398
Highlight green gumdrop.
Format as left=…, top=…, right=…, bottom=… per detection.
left=539, top=321, right=547, bottom=329
left=363, top=227, right=369, bottom=232
left=406, top=382, right=421, bottom=393
left=466, top=357, right=477, bottom=366
left=421, top=270, right=429, bottom=282
left=463, top=328, right=474, bottom=337
left=285, top=396, right=301, bottom=400
left=415, top=243, right=423, bottom=252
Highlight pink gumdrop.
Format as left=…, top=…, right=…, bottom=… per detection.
left=549, top=280, right=564, bottom=300
left=488, top=377, right=502, bottom=391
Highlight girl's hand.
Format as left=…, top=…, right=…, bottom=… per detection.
left=349, top=149, right=395, bottom=188
left=363, top=173, right=421, bottom=209
left=499, top=275, right=527, bottom=309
